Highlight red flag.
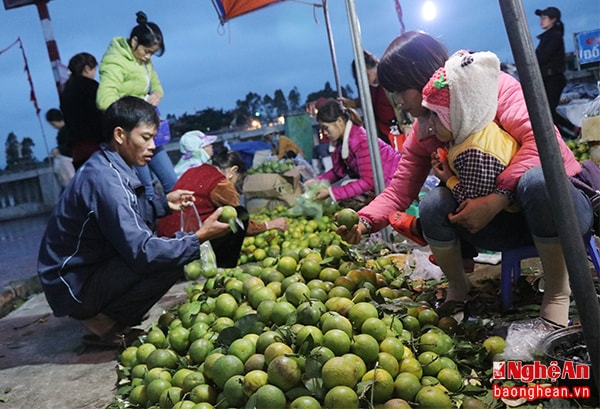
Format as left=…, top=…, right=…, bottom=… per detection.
left=17, top=37, right=41, bottom=115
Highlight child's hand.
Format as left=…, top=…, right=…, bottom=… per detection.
left=431, top=156, right=453, bottom=183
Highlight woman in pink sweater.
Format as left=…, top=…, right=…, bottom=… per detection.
left=340, top=31, right=592, bottom=358
left=312, top=98, right=401, bottom=206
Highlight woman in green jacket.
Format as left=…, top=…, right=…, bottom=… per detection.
left=97, top=11, right=176, bottom=199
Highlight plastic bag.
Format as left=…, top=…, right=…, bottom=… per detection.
left=182, top=203, right=217, bottom=279
left=499, top=317, right=561, bottom=361
left=406, top=249, right=444, bottom=280
left=286, top=179, right=331, bottom=219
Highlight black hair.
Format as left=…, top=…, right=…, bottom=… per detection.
left=316, top=98, right=363, bottom=126
left=45, top=108, right=63, bottom=122
left=351, top=50, right=379, bottom=87
left=67, top=52, right=97, bottom=76
left=378, top=31, right=449, bottom=93
left=130, top=11, right=165, bottom=57
left=102, top=96, right=159, bottom=143
left=212, top=150, right=247, bottom=174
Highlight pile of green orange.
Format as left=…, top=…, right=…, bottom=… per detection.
left=112, top=208, right=504, bottom=409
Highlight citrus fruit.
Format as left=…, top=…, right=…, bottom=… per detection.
left=128, top=384, right=148, bottom=406
left=256, top=330, right=283, bottom=354
left=159, top=386, right=182, bottom=408
left=418, top=351, right=443, bottom=377
left=223, top=374, right=246, bottom=407
left=296, top=300, right=326, bottom=325
left=267, top=355, right=302, bottom=391
left=361, top=317, right=388, bottom=342
left=146, top=378, right=172, bottom=405
left=399, top=356, right=423, bottom=379
left=436, top=367, right=463, bottom=392
left=264, top=342, right=293, bottom=365
left=219, top=205, right=237, bottom=222
left=188, top=338, right=213, bottom=365
left=168, top=326, right=190, bottom=355
left=136, top=342, right=157, bottom=364
left=181, top=371, right=205, bottom=394
left=214, top=293, right=238, bottom=318
left=483, top=335, right=506, bottom=358
left=296, top=325, right=323, bottom=347
left=336, top=208, right=359, bottom=229
left=322, top=329, right=352, bottom=356
left=381, top=398, right=412, bottom=409
left=300, top=259, right=322, bottom=280
left=244, top=353, right=266, bottom=372
left=211, top=354, right=244, bottom=389
left=270, top=301, right=296, bottom=326
left=414, top=385, right=453, bottom=409
left=321, top=312, right=353, bottom=336
left=351, top=333, right=380, bottom=365
left=120, top=346, right=138, bottom=368
left=189, top=383, right=217, bottom=404
left=321, top=356, right=360, bottom=388
left=418, top=308, right=440, bottom=327
left=324, top=385, right=359, bottom=409
left=393, top=372, right=422, bottom=402
left=320, top=267, right=341, bottom=282
left=277, top=256, right=298, bottom=277
left=285, top=282, right=311, bottom=306
left=202, top=352, right=224, bottom=381
left=146, top=348, right=178, bottom=370
left=251, top=384, right=286, bottom=409
left=146, top=327, right=167, bottom=348
left=289, top=395, right=322, bottom=409
left=361, top=368, right=394, bottom=403
left=379, top=337, right=405, bottom=361
left=342, top=353, right=367, bottom=380
left=229, top=338, right=256, bottom=363
left=243, top=369, right=269, bottom=396
left=348, top=302, right=379, bottom=330
left=304, top=346, right=335, bottom=374
left=377, top=351, right=400, bottom=378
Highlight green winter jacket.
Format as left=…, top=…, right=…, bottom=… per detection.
left=96, top=37, right=164, bottom=111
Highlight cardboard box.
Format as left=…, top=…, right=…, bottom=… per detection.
left=242, top=168, right=302, bottom=200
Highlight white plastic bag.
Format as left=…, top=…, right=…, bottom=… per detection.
left=181, top=203, right=217, bottom=277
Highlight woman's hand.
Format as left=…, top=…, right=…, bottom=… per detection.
left=266, top=217, right=288, bottom=231
left=314, top=189, right=330, bottom=201
left=195, top=208, right=231, bottom=241
left=167, top=189, right=195, bottom=211
left=146, top=93, right=162, bottom=106
left=337, top=222, right=367, bottom=245
left=448, top=194, right=509, bottom=233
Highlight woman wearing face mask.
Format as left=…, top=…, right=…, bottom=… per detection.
left=97, top=11, right=177, bottom=201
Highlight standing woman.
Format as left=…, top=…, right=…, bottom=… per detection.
left=312, top=98, right=402, bottom=208
left=535, top=6, right=580, bottom=137
left=60, top=52, right=104, bottom=170
left=97, top=11, right=177, bottom=197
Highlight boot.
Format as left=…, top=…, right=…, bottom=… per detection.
left=534, top=236, right=571, bottom=327
left=428, top=239, right=472, bottom=321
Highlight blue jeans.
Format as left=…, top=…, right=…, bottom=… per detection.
left=136, top=146, right=177, bottom=198
left=419, top=167, right=593, bottom=251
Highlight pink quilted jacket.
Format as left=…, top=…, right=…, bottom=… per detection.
left=318, top=123, right=401, bottom=201
left=360, top=71, right=581, bottom=232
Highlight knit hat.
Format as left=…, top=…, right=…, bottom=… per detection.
left=422, top=67, right=451, bottom=131
left=422, top=50, right=500, bottom=144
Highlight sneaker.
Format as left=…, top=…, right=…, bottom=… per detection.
left=498, top=317, right=564, bottom=361
left=388, top=211, right=427, bottom=246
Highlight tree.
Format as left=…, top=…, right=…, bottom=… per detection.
left=5, top=132, right=20, bottom=169
left=272, top=89, right=288, bottom=117
left=288, top=87, right=301, bottom=112
left=262, top=94, right=275, bottom=122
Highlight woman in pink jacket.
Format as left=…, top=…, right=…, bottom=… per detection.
left=340, top=31, right=593, bottom=357
left=312, top=98, right=401, bottom=206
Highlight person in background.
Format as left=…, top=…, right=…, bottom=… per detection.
left=339, top=31, right=593, bottom=359
left=309, top=98, right=402, bottom=208
left=339, top=50, right=412, bottom=150
left=97, top=11, right=177, bottom=199
left=311, top=127, right=332, bottom=174
left=60, top=52, right=104, bottom=170
left=37, top=96, right=231, bottom=348
left=157, top=150, right=287, bottom=267
left=45, top=108, right=75, bottom=189
left=173, top=130, right=217, bottom=178
left=534, top=6, right=580, bottom=138
left=264, top=130, right=304, bottom=160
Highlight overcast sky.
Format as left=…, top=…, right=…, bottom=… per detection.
left=0, top=0, right=598, bottom=168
